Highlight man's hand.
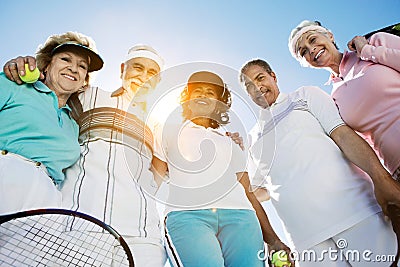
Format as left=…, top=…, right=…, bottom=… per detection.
left=330, top=125, right=400, bottom=215
left=372, top=174, right=400, bottom=216
left=3, top=56, right=44, bottom=84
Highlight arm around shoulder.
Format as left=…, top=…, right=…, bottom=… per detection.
left=150, top=156, right=168, bottom=188
left=3, top=56, right=43, bottom=84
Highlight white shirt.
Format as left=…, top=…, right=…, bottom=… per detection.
left=154, top=120, right=253, bottom=215
left=248, top=86, right=380, bottom=251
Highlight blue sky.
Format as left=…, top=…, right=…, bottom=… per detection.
left=2, top=0, right=399, bottom=132
left=1, top=0, right=399, bottom=248
left=2, top=0, right=399, bottom=94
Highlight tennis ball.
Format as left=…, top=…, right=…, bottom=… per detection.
left=19, top=63, right=40, bottom=83
left=271, top=250, right=292, bottom=267
left=393, top=24, right=400, bottom=31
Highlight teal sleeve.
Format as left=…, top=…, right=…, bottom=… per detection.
left=0, top=73, right=15, bottom=110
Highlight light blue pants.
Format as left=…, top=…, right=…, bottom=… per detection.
left=165, top=209, right=265, bottom=267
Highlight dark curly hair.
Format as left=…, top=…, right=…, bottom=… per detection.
left=180, top=82, right=232, bottom=129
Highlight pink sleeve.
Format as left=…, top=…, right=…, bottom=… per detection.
left=360, top=32, right=400, bottom=72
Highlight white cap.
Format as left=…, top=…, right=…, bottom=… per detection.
left=125, top=44, right=164, bottom=71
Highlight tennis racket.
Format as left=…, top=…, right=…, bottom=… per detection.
left=0, top=208, right=134, bottom=266
left=364, top=22, right=400, bottom=39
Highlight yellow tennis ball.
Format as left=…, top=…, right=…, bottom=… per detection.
left=19, top=63, right=40, bottom=83
left=271, top=250, right=291, bottom=267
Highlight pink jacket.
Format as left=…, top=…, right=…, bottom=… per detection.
left=331, top=32, right=400, bottom=174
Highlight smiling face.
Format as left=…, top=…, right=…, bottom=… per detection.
left=187, top=83, right=220, bottom=118
left=44, top=51, right=88, bottom=101
left=242, top=64, right=280, bottom=108
left=121, top=57, right=161, bottom=97
left=295, top=31, right=341, bottom=69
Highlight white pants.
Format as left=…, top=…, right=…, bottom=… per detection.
left=297, top=213, right=397, bottom=266
left=123, top=236, right=167, bottom=267
left=0, top=152, right=61, bottom=215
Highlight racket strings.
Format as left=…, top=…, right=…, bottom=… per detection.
left=0, top=213, right=130, bottom=266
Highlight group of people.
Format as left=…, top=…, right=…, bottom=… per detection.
left=0, top=19, right=399, bottom=267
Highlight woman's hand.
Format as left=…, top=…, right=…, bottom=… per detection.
left=268, top=239, right=295, bottom=267
left=226, top=131, right=244, bottom=150
left=347, top=36, right=369, bottom=58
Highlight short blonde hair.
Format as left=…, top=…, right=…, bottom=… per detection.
left=36, top=31, right=99, bottom=84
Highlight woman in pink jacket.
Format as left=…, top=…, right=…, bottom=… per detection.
left=288, top=20, right=400, bottom=181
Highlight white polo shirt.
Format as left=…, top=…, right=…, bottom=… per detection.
left=154, top=120, right=254, bottom=215
left=248, top=86, right=381, bottom=251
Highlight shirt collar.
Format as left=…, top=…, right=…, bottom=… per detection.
left=33, top=82, right=72, bottom=113
left=261, top=92, right=287, bottom=110
left=111, top=87, right=133, bottom=100
left=111, top=87, right=124, bottom=97
left=32, top=81, right=52, bottom=93
left=258, top=92, right=288, bottom=121
left=111, top=87, right=146, bottom=110
left=273, top=92, right=287, bottom=105
left=184, top=120, right=225, bottom=136
left=62, top=104, right=72, bottom=112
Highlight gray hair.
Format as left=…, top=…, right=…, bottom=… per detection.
left=240, top=59, right=274, bottom=84
left=288, top=20, right=338, bottom=66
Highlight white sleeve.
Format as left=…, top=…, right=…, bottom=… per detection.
left=248, top=152, right=270, bottom=188
left=230, top=140, right=247, bottom=174
left=246, top=128, right=272, bottom=188
left=152, top=121, right=167, bottom=162
left=302, top=86, right=345, bottom=135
